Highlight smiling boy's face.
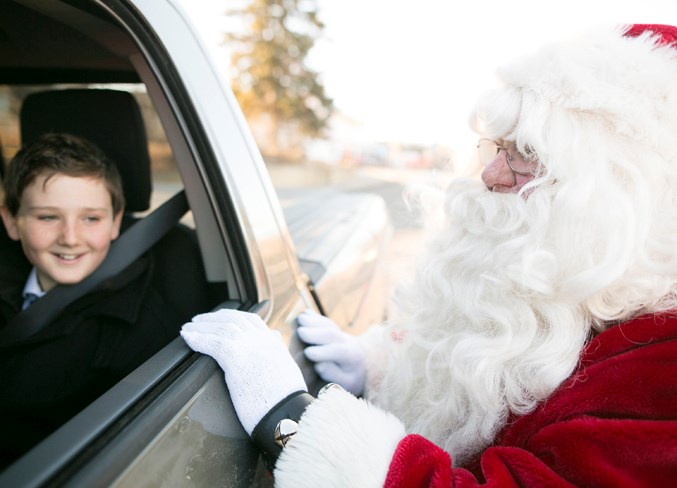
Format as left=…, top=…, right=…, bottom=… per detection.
left=1, top=172, right=123, bottom=292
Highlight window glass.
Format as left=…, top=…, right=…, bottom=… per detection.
left=0, top=84, right=188, bottom=224
left=0, top=83, right=206, bottom=468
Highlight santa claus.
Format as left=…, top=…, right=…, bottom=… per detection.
left=181, top=23, right=677, bottom=486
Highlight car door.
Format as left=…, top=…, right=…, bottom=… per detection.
left=0, top=0, right=318, bottom=486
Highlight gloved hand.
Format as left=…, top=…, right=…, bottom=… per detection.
left=296, top=311, right=366, bottom=396
left=180, top=309, right=307, bottom=436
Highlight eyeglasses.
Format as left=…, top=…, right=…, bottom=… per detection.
left=477, top=138, right=538, bottom=176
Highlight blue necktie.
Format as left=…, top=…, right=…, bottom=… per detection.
left=22, top=293, right=40, bottom=310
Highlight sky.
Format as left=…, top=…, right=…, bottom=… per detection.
left=178, top=0, right=677, bottom=165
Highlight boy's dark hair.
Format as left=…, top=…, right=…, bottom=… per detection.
left=3, top=133, right=125, bottom=216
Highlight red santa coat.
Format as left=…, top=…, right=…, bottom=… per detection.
left=275, top=314, right=677, bottom=487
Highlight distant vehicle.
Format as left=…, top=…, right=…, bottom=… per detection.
left=0, top=0, right=390, bottom=485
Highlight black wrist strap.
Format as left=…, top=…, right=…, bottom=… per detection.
left=251, top=390, right=315, bottom=471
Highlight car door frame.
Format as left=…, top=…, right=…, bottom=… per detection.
left=0, top=0, right=316, bottom=486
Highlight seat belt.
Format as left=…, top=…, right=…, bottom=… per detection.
left=0, top=190, right=189, bottom=346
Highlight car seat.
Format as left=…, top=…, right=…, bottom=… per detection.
left=17, top=88, right=215, bottom=326
left=0, top=132, right=14, bottom=252
left=20, top=89, right=152, bottom=217
left=0, top=131, right=5, bottom=180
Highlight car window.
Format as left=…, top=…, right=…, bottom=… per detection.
left=0, top=1, right=318, bottom=486
left=0, top=84, right=185, bottom=213
left=0, top=1, right=244, bottom=480
left=0, top=80, right=215, bottom=463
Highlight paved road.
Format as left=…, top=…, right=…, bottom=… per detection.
left=268, top=161, right=455, bottom=229
left=346, top=179, right=420, bottom=229
left=338, top=166, right=455, bottom=229
left=334, top=166, right=458, bottom=304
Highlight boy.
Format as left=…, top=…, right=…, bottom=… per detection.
left=0, top=133, right=183, bottom=468
left=1, top=132, right=124, bottom=302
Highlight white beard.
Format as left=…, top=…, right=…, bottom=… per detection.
left=364, top=178, right=624, bottom=466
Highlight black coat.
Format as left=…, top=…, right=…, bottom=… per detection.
left=0, top=234, right=202, bottom=468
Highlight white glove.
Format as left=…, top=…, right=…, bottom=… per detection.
left=180, top=309, right=307, bottom=436
left=296, top=311, right=366, bottom=396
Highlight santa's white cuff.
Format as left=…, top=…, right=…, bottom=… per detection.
left=274, top=386, right=406, bottom=487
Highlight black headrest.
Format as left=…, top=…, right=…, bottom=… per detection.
left=20, top=89, right=152, bottom=212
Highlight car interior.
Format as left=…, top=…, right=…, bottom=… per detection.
left=0, top=0, right=246, bottom=476
left=9, top=87, right=219, bottom=336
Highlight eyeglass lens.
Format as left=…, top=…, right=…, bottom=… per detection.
left=477, top=139, right=534, bottom=174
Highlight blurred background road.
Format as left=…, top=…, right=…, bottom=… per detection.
left=269, top=163, right=456, bottom=313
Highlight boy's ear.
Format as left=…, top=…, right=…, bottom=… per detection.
left=111, top=208, right=124, bottom=241
left=0, top=206, right=20, bottom=241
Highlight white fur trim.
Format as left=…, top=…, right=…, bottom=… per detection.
left=274, top=387, right=406, bottom=487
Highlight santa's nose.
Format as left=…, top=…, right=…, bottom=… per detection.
left=481, top=152, right=515, bottom=192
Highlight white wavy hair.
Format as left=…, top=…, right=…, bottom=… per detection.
left=365, top=25, right=677, bottom=466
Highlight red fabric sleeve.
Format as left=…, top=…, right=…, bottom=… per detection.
left=383, top=315, right=677, bottom=487
left=384, top=435, right=452, bottom=487
left=384, top=435, right=577, bottom=488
